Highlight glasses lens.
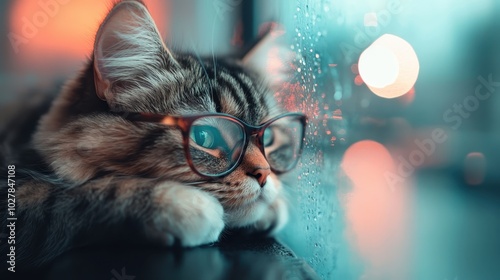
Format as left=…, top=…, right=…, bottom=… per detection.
left=188, top=117, right=245, bottom=176
left=263, top=115, right=304, bottom=173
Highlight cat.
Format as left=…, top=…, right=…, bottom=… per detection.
left=0, top=0, right=304, bottom=269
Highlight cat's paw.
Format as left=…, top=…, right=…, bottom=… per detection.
left=146, top=183, right=225, bottom=247
left=252, top=197, right=289, bottom=235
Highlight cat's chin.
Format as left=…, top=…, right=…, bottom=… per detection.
left=223, top=178, right=280, bottom=228
left=224, top=199, right=270, bottom=228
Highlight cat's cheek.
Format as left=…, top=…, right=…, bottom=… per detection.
left=224, top=176, right=283, bottom=228
left=254, top=198, right=289, bottom=235
left=260, top=175, right=280, bottom=204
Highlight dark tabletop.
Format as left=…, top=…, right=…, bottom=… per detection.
left=5, top=233, right=320, bottom=280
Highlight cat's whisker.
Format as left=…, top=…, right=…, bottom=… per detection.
left=184, top=180, right=211, bottom=185
left=188, top=36, right=214, bottom=100
left=211, top=17, right=217, bottom=84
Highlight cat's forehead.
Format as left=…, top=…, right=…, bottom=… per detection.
left=163, top=55, right=274, bottom=125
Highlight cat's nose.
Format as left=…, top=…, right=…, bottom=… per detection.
left=241, top=143, right=271, bottom=187
left=248, top=167, right=271, bottom=187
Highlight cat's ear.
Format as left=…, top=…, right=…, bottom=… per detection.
left=93, top=1, right=177, bottom=103
left=242, top=25, right=296, bottom=89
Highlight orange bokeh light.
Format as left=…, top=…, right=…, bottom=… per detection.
left=398, top=87, right=416, bottom=105
left=464, top=152, right=486, bottom=185
left=341, top=140, right=410, bottom=279
left=8, top=0, right=168, bottom=69
left=342, top=140, right=394, bottom=187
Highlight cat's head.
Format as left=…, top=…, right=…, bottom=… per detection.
left=35, top=0, right=298, bottom=227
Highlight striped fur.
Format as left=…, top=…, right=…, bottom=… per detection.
left=0, top=0, right=289, bottom=269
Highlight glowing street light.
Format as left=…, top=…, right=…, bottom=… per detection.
left=358, top=34, right=420, bottom=99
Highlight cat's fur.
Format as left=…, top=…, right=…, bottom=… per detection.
left=0, top=0, right=291, bottom=269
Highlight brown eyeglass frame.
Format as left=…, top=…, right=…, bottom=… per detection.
left=124, top=112, right=307, bottom=179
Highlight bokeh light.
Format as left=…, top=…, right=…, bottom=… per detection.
left=358, top=34, right=420, bottom=99
left=341, top=140, right=410, bottom=279
left=464, top=152, right=486, bottom=185
left=358, top=45, right=399, bottom=88
left=8, top=0, right=168, bottom=69
left=342, top=140, right=394, bottom=186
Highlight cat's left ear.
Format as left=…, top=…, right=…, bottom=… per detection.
left=93, top=1, right=177, bottom=105
left=242, top=25, right=296, bottom=89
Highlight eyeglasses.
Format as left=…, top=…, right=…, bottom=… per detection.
left=125, top=112, right=307, bottom=178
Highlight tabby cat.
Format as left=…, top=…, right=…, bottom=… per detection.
left=0, top=0, right=305, bottom=269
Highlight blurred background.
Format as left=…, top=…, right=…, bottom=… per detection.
left=1, top=0, right=499, bottom=279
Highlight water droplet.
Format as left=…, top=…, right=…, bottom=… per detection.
left=334, top=91, right=342, bottom=100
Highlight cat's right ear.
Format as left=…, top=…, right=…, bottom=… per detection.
left=241, top=25, right=296, bottom=90
left=93, top=1, right=177, bottom=104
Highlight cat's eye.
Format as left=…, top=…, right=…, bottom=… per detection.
left=262, top=116, right=305, bottom=173
left=263, top=128, right=274, bottom=147
left=190, top=125, right=218, bottom=149
left=188, top=117, right=245, bottom=176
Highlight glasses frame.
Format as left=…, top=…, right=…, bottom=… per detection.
left=125, top=112, right=307, bottom=179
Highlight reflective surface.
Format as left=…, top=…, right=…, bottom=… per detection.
left=9, top=237, right=320, bottom=280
